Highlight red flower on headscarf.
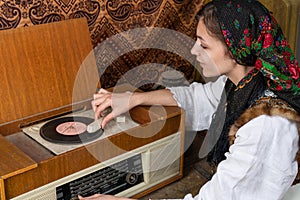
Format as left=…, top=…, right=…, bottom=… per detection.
left=245, top=36, right=251, bottom=47
left=243, top=29, right=251, bottom=46
left=257, top=34, right=263, bottom=43
left=288, top=64, right=300, bottom=80
left=283, top=51, right=292, bottom=65
left=275, top=84, right=283, bottom=90
left=225, top=38, right=232, bottom=47
left=281, top=39, right=288, bottom=47
left=263, top=33, right=273, bottom=48
left=255, top=59, right=263, bottom=69
left=286, top=80, right=292, bottom=89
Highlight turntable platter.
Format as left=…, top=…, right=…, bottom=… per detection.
left=40, top=116, right=103, bottom=144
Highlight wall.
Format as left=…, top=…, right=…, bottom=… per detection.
left=0, top=0, right=205, bottom=90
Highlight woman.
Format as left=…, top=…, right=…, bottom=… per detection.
left=84, top=0, right=300, bottom=199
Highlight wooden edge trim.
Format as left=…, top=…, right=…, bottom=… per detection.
left=1, top=163, right=38, bottom=180
left=0, top=178, right=6, bottom=200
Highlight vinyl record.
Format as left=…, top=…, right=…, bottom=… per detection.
left=40, top=116, right=103, bottom=144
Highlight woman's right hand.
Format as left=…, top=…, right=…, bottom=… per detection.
left=91, top=88, right=177, bottom=128
left=91, top=88, right=136, bottom=128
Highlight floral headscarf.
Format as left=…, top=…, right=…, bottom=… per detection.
left=203, top=0, right=300, bottom=166
left=213, top=0, right=300, bottom=94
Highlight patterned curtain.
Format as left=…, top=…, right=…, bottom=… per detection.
left=0, top=0, right=206, bottom=90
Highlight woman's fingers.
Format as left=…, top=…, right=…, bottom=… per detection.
left=97, top=88, right=110, bottom=94
left=92, top=89, right=112, bottom=118
left=78, top=194, right=125, bottom=200
left=91, top=89, right=134, bottom=128
left=91, top=89, right=111, bottom=111
left=92, top=93, right=110, bottom=111
left=94, top=98, right=111, bottom=120
left=101, top=112, right=114, bottom=128
left=78, top=194, right=103, bottom=199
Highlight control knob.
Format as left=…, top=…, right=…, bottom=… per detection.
left=125, top=173, right=138, bottom=185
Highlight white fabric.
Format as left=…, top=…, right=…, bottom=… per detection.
left=194, top=115, right=299, bottom=200
left=168, top=78, right=299, bottom=200
left=168, top=76, right=226, bottom=131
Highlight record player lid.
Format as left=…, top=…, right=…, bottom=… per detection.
left=0, top=18, right=99, bottom=128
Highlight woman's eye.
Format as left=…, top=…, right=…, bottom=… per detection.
left=196, top=41, right=207, bottom=49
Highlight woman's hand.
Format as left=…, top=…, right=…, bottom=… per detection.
left=78, top=194, right=103, bottom=200
left=91, top=89, right=136, bottom=128
left=91, top=88, right=178, bottom=128
left=78, top=194, right=134, bottom=200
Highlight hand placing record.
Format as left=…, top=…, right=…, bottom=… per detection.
left=87, top=107, right=112, bottom=133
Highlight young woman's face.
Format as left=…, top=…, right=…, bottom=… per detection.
left=191, top=18, right=236, bottom=78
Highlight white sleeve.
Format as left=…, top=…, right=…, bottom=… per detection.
left=196, top=115, right=299, bottom=200
left=168, top=76, right=226, bottom=131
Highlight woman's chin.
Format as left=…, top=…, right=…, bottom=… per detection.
left=202, top=71, right=218, bottom=78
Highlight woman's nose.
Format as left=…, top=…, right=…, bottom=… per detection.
left=191, top=42, right=200, bottom=56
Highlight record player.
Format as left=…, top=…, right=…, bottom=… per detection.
left=0, top=18, right=184, bottom=199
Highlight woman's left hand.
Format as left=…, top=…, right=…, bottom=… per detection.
left=78, top=194, right=134, bottom=200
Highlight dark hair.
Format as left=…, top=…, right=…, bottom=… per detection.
left=197, top=2, right=224, bottom=42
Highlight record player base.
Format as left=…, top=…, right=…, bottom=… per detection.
left=0, top=106, right=184, bottom=200
left=9, top=132, right=182, bottom=200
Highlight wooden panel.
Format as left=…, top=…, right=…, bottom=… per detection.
left=0, top=18, right=99, bottom=127
left=286, top=0, right=300, bottom=53
left=0, top=135, right=37, bottom=179
left=6, top=132, right=54, bottom=163
left=130, top=106, right=182, bottom=124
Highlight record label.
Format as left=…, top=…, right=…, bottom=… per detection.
left=56, top=122, right=87, bottom=135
